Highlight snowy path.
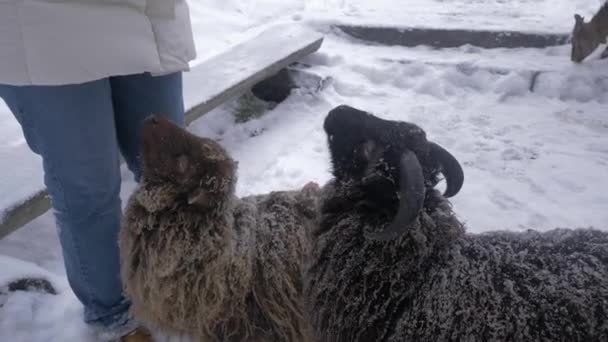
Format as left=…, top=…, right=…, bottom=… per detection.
left=2, top=0, right=608, bottom=340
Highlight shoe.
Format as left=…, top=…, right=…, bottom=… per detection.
left=120, top=328, right=153, bottom=342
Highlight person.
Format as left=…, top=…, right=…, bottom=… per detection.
left=0, top=1, right=196, bottom=341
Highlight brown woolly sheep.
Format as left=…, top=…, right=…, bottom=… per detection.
left=571, top=2, right=608, bottom=62
left=306, top=105, right=608, bottom=342
left=119, top=116, right=320, bottom=342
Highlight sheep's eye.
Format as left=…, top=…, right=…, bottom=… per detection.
left=177, top=155, right=189, bottom=174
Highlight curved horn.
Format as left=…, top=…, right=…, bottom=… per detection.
left=429, top=142, right=464, bottom=198
left=366, top=150, right=425, bottom=241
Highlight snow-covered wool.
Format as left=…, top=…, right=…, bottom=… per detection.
left=119, top=117, right=319, bottom=342
left=306, top=105, right=608, bottom=342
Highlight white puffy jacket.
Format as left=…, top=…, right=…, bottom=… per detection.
left=0, top=0, right=196, bottom=86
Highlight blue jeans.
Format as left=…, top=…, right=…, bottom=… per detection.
left=0, top=72, right=185, bottom=340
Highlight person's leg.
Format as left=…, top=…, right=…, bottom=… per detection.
left=0, top=81, right=135, bottom=340
left=110, top=72, right=185, bottom=182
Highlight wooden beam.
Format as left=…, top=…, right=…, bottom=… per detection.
left=0, top=24, right=323, bottom=239
left=184, top=25, right=323, bottom=123
left=0, top=191, right=50, bottom=240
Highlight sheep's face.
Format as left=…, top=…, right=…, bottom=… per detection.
left=571, top=14, right=603, bottom=63
left=323, top=105, right=464, bottom=240
left=138, top=116, right=237, bottom=212
left=324, top=105, right=428, bottom=182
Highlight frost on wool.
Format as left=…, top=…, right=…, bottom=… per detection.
left=119, top=116, right=319, bottom=342
left=306, top=105, right=608, bottom=342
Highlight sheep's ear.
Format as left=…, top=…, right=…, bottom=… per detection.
left=188, top=189, right=207, bottom=205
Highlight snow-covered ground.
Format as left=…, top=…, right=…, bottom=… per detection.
left=2, top=0, right=608, bottom=341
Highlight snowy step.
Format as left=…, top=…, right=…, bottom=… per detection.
left=336, top=25, right=569, bottom=49
left=380, top=57, right=608, bottom=94
left=0, top=24, right=324, bottom=240
left=318, top=30, right=608, bottom=103
left=336, top=55, right=607, bottom=103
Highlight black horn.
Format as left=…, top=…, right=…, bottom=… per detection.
left=429, top=142, right=464, bottom=198
left=366, top=149, right=425, bottom=241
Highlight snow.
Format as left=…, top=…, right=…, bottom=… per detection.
left=0, top=255, right=98, bottom=342
left=1, top=0, right=608, bottom=341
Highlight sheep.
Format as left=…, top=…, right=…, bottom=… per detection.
left=119, top=116, right=320, bottom=342
left=305, top=105, right=608, bottom=342
left=571, top=2, right=608, bottom=63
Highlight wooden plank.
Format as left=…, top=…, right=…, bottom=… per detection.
left=0, top=24, right=324, bottom=240
left=0, top=191, right=51, bottom=240
left=336, top=25, right=569, bottom=49
left=183, top=24, right=324, bottom=123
